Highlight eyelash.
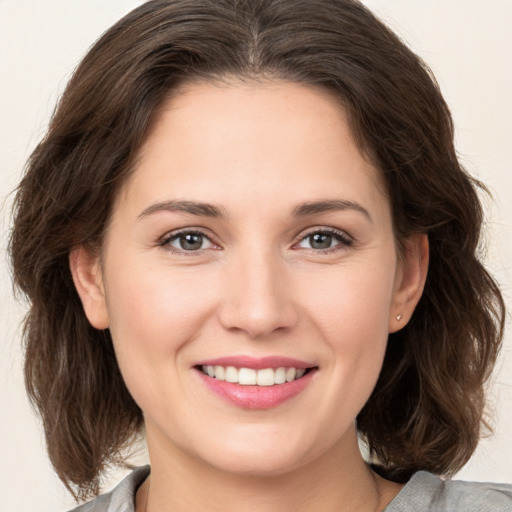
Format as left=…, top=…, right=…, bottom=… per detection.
left=158, top=227, right=353, bottom=255
left=292, top=227, right=353, bottom=253
left=159, top=228, right=220, bottom=255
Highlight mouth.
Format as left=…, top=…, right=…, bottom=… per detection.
left=196, top=365, right=315, bottom=386
left=194, top=357, right=318, bottom=409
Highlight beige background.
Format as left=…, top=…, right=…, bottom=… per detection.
left=1, top=1, right=511, bottom=510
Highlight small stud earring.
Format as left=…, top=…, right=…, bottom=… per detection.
left=396, top=314, right=403, bottom=321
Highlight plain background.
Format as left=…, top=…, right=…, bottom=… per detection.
left=1, top=1, right=511, bottom=510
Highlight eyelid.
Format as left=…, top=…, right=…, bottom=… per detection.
left=157, top=225, right=353, bottom=254
left=158, top=227, right=221, bottom=253
left=291, top=226, right=354, bottom=251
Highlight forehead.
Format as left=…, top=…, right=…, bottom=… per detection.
left=117, top=79, right=388, bottom=218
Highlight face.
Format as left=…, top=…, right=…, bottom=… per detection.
left=73, top=80, right=426, bottom=477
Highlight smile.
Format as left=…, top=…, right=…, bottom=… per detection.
left=200, top=365, right=308, bottom=386
left=195, top=357, right=318, bottom=409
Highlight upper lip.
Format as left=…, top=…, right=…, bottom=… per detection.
left=194, top=355, right=315, bottom=370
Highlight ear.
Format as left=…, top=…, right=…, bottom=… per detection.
left=389, top=234, right=429, bottom=333
left=69, top=246, right=110, bottom=330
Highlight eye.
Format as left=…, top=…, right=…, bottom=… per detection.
left=295, top=229, right=352, bottom=251
left=162, top=230, right=215, bottom=252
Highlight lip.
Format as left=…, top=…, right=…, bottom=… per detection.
left=194, top=355, right=314, bottom=370
left=194, top=356, right=318, bottom=410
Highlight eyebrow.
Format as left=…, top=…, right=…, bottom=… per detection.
left=137, top=198, right=372, bottom=222
left=292, top=199, right=373, bottom=223
left=138, top=200, right=226, bottom=219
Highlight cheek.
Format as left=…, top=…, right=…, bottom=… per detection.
left=103, top=261, right=223, bottom=419
left=297, top=261, right=395, bottom=392
left=300, top=261, right=395, bottom=338
left=104, top=260, right=218, bottom=370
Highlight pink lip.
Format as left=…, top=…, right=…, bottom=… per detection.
left=195, top=355, right=314, bottom=370
left=196, top=358, right=317, bottom=409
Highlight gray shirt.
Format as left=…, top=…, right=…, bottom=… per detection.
left=69, top=465, right=512, bottom=511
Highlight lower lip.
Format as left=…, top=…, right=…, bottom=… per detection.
left=196, top=369, right=316, bottom=409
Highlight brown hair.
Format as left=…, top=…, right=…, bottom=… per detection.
left=9, top=0, right=505, bottom=500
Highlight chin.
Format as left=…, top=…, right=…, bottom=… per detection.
left=207, top=451, right=306, bottom=478
left=191, top=427, right=321, bottom=477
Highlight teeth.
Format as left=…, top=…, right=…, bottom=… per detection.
left=201, top=365, right=310, bottom=385
left=214, top=365, right=225, bottom=380
left=239, top=368, right=257, bottom=385
left=224, top=366, right=238, bottom=383
left=275, top=367, right=286, bottom=384
left=285, top=367, right=296, bottom=382
left=257, top=368, right=275, bottom=386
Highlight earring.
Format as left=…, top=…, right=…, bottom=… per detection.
left=396, top=314, right=403, bottom=321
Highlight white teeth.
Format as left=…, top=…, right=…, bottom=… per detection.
left=285, top=367, right=296, bottom=382
left=274, top=367, right=286, bottom=384
left=201, top=365, right=310, bottom=385
left=214, top=365, right=225, bottom=380
left=224, top=366, right=238, bottom=383
left=296, top=368, right=306, bottom=379
left=238, top=368, right=257, bottom=385
left=257, top=368, right=275, bottom=386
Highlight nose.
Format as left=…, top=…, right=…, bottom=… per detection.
left=218, top=249, right=299, bottom=339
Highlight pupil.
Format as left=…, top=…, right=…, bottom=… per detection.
left=180, top=233, right=202, bottom=250
left=311, top=233, right=331, bottom=249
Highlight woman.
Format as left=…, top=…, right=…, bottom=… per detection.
left=9, top=0, right=510, bottom=510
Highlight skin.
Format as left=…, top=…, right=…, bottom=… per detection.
left=71, top=80, right=428, bottom=512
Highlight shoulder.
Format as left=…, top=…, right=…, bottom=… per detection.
left=386, top=471, right=512, bottom=512
left=67, top=466, right=150, bottom=512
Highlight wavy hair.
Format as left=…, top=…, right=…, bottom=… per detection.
left=9, top=0, right=505, bottom=500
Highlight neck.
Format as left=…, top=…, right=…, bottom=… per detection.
left=141, top=426, right=400, bottom=512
